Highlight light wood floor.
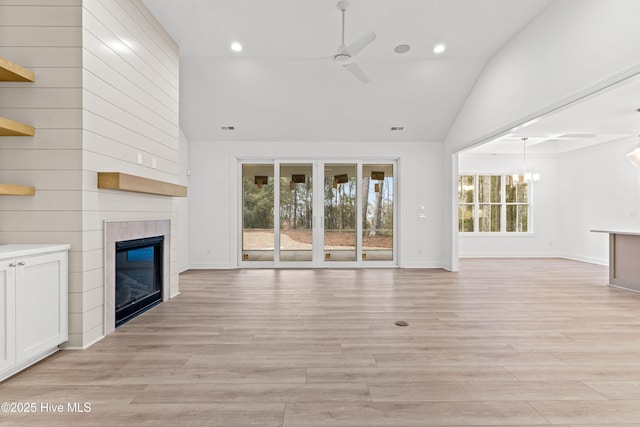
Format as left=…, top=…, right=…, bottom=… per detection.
left=3, top=258, right=640, bottom=426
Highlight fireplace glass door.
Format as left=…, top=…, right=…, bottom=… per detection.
left=115, top=236, right=163, bottom=327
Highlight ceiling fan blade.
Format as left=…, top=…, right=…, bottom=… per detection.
left=287, top=57, right=333, bottom=65
left=343, top=30, right=376, bottom=57
left=343, top=61, right=371, bottom=84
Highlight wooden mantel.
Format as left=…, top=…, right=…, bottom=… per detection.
left=0, top=183, right=35, bottom=196
left=97, top=172, right=187, bottom=197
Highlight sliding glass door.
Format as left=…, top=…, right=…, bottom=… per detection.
left=279, top=163, right=314, bottom=262
left=323, top=163, right=357, bottom=262
left=362, top=164, right=394, bottom=261
left=240, top=160, right=396, bottom=266
left=241, top=164, right=275, bottom=262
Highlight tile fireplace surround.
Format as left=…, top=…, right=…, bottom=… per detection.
left=104, top=220, right=171, bottom=334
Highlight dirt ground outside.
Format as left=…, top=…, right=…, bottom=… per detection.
left=243, top=229, right=392, bottom=250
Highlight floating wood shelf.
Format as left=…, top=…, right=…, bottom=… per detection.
left=0, top=117, right=35, bottom=136
left=0, top=56, right=35, bottom=82
left=0, top=183, right=35, bottom=196
left=97, top=172, right=187, bottom=197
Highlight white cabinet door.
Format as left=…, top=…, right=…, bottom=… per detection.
left=0, top=259, right=16, bottom=373
left=15, top=251, right=68, bottom=363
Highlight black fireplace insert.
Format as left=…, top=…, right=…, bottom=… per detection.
left=115, top=235, right=163, bottom=327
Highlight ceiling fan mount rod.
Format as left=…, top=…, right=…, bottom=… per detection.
left=337, top=1, right=350, bottom=47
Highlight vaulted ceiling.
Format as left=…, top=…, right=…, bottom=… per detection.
left=465, top=73, right=640, bottom=155
left=142, top=0, right=553, bottom=142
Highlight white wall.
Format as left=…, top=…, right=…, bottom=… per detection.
left=457, top=153, right=560, bottom=258
left=178, top=128, right=190, bottom=272
left=557, top=137, right=640, bottom=265
left=79, top=0, right=180, bottom=348
left=442, top=0, right=640, bottom=269
left=188, top=140, right=444, bottom=269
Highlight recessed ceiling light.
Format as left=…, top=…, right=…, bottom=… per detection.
left=394, top=44, right=411, bottom=54
left=433, top=44, right=446, bottom=54
left=230, top=42, right=242, bottom=52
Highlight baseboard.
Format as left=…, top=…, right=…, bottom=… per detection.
left=188, top=262, right=233, bottom=269
left=557, top=253, right=608, bottom=266
left=459, top=252, right=563, bottom=258
left=401, top=261, right=449, bottom=269
left=458, top=252, right=609, bottom=267
left=61, top=334, right=104, bottom=351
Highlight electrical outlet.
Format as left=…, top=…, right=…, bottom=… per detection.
left=137, top=153, right=142, bottom=164
left=152, top=158, right=157, bottom=169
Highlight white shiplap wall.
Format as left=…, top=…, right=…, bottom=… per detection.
left=0, top=0, right=84, bottom=344
left=0, top=0, right=181, bottom=349
left=81, top=0, right=180, bottom=348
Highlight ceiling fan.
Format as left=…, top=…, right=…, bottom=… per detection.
left=292, top=1, right=377, bottom=83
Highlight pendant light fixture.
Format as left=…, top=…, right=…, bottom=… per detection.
left=626, top=135, right=640, bottom=167
left=513, top=137, right=540, bottom=183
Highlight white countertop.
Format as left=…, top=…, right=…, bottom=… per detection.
left=591, top=230, right=640, bottom=236
left=0, top=244, right=71, bottom=258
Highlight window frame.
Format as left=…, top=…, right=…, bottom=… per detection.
left=457, top=173, right=533, bottom=234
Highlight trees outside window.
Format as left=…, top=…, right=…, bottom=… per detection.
left=458, top=174, right=530, bottom=233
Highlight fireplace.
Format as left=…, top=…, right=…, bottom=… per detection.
left=115, top=236, right=163, bottom=327
left=105, top=220, right=171, bottom=334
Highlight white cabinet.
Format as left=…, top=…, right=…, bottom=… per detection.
left=0, top=258, right=16, bottom=374
left=0, top=245, right=69, bottom=381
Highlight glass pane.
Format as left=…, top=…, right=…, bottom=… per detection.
left=280, top=164, right=313, bottom=261
left=518, top=205, right=529, bottom=232
left=458, top=175, right=474, bottom=203
left=478, top=175, right=501, bottom=203
left=458, top=205, right=474, bottom=232
left=517, top=181, right=529, bottom=203
left=506, top=176, right=528, bottom=203
left=507, top=204, right=529, bottom=232
left=479, top=204, right=501, bottom=232
left=506, top=204, right=516, bottom=232
left=362, top=164, right=393, bottom=261
left=242, top=164, right=274, bottom=261
left=324, top=163, right=357, bottom=262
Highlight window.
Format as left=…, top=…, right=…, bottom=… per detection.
left=478, top=175, right=501, bottom=232
left=458, top=174, right=530, bottom=233
left=505, top=175, right=529, bottom=232
left=457, top=175, right=474, bottom=232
